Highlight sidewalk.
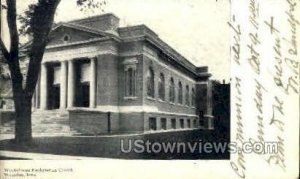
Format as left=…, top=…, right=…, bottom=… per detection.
left=0, top=150, right=115, bottom=160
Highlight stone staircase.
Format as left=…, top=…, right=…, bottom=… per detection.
left=0, top=110, right=79, bottom=136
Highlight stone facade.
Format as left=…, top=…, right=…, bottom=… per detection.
left=30, top=13, right=213, bottom=135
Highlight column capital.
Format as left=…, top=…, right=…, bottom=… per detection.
left=91, top=57, right=97, bottom=61
left=61, top=60, right=68, bottom=64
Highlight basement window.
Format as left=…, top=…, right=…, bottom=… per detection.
left=161, top=118, right=167, bottom=130
left=171, top=119, right=176, bottom=129
left=187, top=119, right=191, bottom=128
left=149, top=117, right=157, bottom=131
left=180, top=119, right=184, bottom=128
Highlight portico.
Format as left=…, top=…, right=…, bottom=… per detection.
left=37, top=57, right=97, bottom=111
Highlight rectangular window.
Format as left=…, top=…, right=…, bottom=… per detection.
left=161, top=118, right=167, bottom=130
left=187, top=119, right=191, bottom=128
left=193, top=119, right=197, bottom=128
left=171, top=118, right=176, bottom=129
left=149, top=117, right=157, bottom=131
left=180, top=119, right=184, bottom=128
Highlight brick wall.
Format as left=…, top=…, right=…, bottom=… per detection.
left=96, top=54, right=119, bottom=106
left=118, top=55, right=144, bottom=106
left=142, top=53, right=197, bottom=115
left=69, top=109, right=119, bottom=135
left=119, top=112, right=145, bottom=133
left=71, top=14, right=120, bottom=32
left=143, top=112, right=199, bottom=131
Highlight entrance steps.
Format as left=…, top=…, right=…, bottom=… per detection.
left=0, top=110, right=79, bottom=136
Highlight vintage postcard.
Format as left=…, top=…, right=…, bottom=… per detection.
left=0, top=0, right=299, bottom=178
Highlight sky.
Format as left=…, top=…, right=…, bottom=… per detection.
left=5, top=0, right=230, bottom=81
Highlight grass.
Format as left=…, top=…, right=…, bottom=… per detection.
left=0, top=129, right=230, bottom=159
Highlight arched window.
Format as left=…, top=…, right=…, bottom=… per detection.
left=158, top=73, right=165, bottom=100
left=178, top=81, right=183, bottom=104
left=191, top=88, right=195, bottom=106
left=147, top=67, right=155, bottom=98
left=125, top=67, right=136, bottom=97
left=185, top=85, right=190, bottom=105
left=169, top=78, right=175, bottom=102
left=123, top=58, right=138, bottom=98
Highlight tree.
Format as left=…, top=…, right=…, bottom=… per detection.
left=0, top=0, right=104, bottom=143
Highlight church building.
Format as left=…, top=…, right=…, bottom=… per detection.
left=29, top=13, right=214, bottom=134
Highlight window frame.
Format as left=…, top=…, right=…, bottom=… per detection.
left=149, top=117, right=157, bottom=131
left=187, top=119, right=191, bottom=128
left=171, top=118, right=176, bottom=129
left=160, top=118, right=167, bottom=130
left=178, top=81, right=183, bottom=104
left=185, top=85, right=190, bottom=106
left=180, top=119, right=184, bottom=128
left=124, top=67, right=137, bottom=97
left=146, top=67, right=155, bottom=98
left=158, top=73, right=165, bottom=101
left=191, top=88, right=196, bottom=107
left=123, top=58, right=138, bottom=98
left=169, top=77, right=175, bottom=103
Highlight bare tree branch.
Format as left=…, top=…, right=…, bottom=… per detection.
left=6, top=0, right=23, bottom=93
left=6, top=0, right=19, bottom=56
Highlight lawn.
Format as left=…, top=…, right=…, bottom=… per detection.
left=0, top=129, right=230, bottom=160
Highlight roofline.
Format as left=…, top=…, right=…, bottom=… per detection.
left=45, top=36, right=119, bottom=50
left=21, top=20, right=121, bottom=51
left=118, top=25, right=158, bottom=37
left=119, top=24, right=200, bottom=73
left=145, top=37, right=198, bottom=76
left=122, top=35, right=201, bottom=76
left=66, top=13, right=119, bottom=24
left=52, top=23, right=106, bottom=36
left=19, top=16, right=211, bottom=80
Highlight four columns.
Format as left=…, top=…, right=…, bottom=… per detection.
left=39, top=58, right=97, bottom=110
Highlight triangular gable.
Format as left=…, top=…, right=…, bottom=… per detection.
left=20, top=22, right=119, bottom=50
left=47, top=23, right=107, bottom=46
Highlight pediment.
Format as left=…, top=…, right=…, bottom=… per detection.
left=47, top=23, right=105, bottom=46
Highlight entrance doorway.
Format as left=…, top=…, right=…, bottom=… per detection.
left=47, top=64, right=61, bottom=110
left=76, top=81, right=90, bottom=107
left=75, top=60, right=90, bottom=107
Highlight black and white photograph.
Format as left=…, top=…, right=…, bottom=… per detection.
left=0, top=0, right=299, bottom=179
